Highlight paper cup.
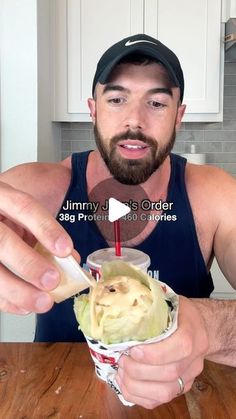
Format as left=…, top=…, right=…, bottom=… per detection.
left=86, top=248, right=150, bottom=280
left=83, top=282, right=179, bottom=406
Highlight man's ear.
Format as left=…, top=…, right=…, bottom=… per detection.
left=88, top=98, right=96, bottom=124
left=175, top=104, right=186, bottom=129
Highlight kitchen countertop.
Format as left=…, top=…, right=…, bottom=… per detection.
left=0, top=343, right=235, bottom=418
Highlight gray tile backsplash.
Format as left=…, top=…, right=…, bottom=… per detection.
left=61, top=62, right=236, bottom=176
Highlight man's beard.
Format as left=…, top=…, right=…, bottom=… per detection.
left=94, top=124, right=176, bottom=185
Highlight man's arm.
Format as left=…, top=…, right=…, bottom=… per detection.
left=193, top=298, right=236, bottom=366
left=197, top=171, right=236, bottom=365
left=115, top=169, right=236, bottom=409
left=211, top=169, right=236, bottom=288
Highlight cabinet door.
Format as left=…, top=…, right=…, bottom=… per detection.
left=144, top=0, right=223, bottom=121
left=52, top=0, right=223, bottom=122
left=222, top=0, right=236, bottom=21
left=230, top=0, right=236, bottom=16
left=52, top=0, right=144, bottom=121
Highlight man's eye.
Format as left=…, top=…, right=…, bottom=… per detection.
left=108, top=97, right=125, bottom=105
left=149, top=100, right=166, bottom=109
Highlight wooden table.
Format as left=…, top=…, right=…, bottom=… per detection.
left=0, top=343, right=235, bottom=419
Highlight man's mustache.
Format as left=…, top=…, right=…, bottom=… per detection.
left=110, top=130, right=157, bottom=148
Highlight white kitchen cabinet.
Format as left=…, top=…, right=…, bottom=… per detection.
left=145, top=0, right=223, bottom=121
left=52, top=0, right=223, bottom=122
left=222, top=0, right=236, bottom=21
left=52, top=0, right=144, bottom=121
left=231, top=0, right=236, bottom=16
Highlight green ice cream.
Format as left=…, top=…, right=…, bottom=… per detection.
left=73, top=261, right=169, bottom=344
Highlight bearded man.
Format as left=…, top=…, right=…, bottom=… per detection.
left=0, top=34, right=235, bottom=409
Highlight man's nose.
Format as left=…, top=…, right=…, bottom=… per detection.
left=124, top=104, right=145, bottom=130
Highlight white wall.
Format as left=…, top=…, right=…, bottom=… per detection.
left=0, top=0, right=38, bottom=170
left=211, top=259, right=236, bottom=299
left=0, top=0, right=60, bottom=171
left=0, top=0, right=60, bottom=341
left=37, top=0, right=61, bottom=162
left=0, top=313, right=35, bottom=342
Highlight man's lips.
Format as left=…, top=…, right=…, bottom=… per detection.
left=117, top=140, right=149, bottom=150
left=116, top=140, right=150, bottom=159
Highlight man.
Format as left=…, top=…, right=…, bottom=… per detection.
left=0, top=34, right=235, bottom=409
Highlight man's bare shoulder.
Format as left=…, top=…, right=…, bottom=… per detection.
left=185, top=162, right=236, bottom=228
left=0, top=159, right=72, bottom=214
left=185, top=162, right=236, bottom=198
left=184, top=163, right=236, bottom=265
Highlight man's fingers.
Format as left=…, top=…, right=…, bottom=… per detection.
left=119, top=353, right=204, bottom=383
left=0, top=182, right=76, bottom=313
left=116, top=357, right=199, bottom=409
left=0, top=296, right=32, bottom=315
left=129, top=327, right=192, bottom=365
left=130, top=297, right=208, bottom=365
left=116, top=374, right=159, bottom=410
left=0, top=222, right=61, bottom=290
left=0, top=264, right=54, bottom=313
left=116, top=372, right=193, bottom=410
left=0, top=294, right=34, bottom=315
left=118, top=353, right=181, bottom=382
left=71, top=248, right=81, bottom=264
left=0, top=182, right=73, bottom=256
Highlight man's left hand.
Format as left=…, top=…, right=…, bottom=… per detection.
left=116, top=296, right=209, bottom=409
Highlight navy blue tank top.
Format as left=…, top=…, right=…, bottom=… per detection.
left=35, top=151, right=213, bottom=342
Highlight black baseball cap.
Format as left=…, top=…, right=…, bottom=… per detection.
left=92, top=33, right=184, bottom=102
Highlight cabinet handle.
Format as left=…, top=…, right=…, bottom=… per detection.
left=225, top=33, right=236, bottom=42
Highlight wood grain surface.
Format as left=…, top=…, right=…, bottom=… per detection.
left=0, top=343, right=235, bottom=419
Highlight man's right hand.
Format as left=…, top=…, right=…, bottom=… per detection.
left=0, top=181, right=73, bottom=314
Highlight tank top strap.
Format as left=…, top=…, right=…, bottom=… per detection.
left=168, top=153, right=187, bottom=202
left=68, top=151, right=92, bottom=199
left=168, top=153, right=202, bottom=252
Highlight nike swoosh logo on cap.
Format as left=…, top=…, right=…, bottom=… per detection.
left=125, top=39, right=157, bottom=47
